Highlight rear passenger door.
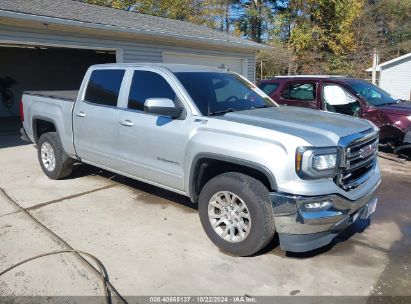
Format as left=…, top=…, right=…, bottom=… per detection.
left=258, top=82, right=280, bottom=99
left=73, top=68, right=125, bottom=168
left=277, top=82, right=318, bottom=108
left=115, top=68, right=190, bottom=192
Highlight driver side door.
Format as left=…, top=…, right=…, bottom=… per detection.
left=115, top=68, right=191, bottom=192
left=321, top=83, right=361, bottom=116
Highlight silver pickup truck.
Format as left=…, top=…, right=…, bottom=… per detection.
left=21, top=63, right=381, bottom=256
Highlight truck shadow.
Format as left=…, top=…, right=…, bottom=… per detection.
left=0, top=119, right=28, bottom=148
left=0, top=133, right=29, bottom=148
left=69, top=162, right=197, bottom=212
left=69, top=164, right=411, bottom=273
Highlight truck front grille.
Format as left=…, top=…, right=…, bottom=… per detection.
left=336, top=130, right=379, bottom=190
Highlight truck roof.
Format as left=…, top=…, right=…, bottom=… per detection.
left=91, top=63, right=230, bottom=73
left=259, top=75, right=362, bottom=84
left=271, top=75, right=348, bottom=78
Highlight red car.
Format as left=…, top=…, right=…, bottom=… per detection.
left=258, top=76, right=411, bottom=151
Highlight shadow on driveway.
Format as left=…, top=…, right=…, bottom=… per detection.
left=51, top=155, right=411, bottom=297
left=69, top=162, right=197, bottom=212
left=0, top=118, right=28, bottom=148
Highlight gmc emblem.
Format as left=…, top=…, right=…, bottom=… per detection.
left=359, top=143, right=376, bottom=159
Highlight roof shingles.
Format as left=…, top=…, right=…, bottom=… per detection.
left=0, top=0, right=265, bottom=49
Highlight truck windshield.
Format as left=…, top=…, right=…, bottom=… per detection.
left=175, top=72, right=276, bottom=116
left=345, top=80, right=398, bottom=106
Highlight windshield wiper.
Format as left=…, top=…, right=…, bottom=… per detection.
left=209, top=108, right=235, bottom=116
left=252, top=105, right=271, bottom=109
left=375, top=101, right=398, bottom=106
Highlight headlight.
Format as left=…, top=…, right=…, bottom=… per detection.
left=296, top=147, right=338, bottom=179
left=312, top=154, right=337, bottom=170
left=407, top=115, right=411, bottom=122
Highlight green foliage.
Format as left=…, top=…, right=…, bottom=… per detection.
left=83, top=0, right=225, bottom=28
left=81, top=0, right=136, bottom=10
left=376, top=0, right=411, bottom=58
left=235, top=1, right=277, bottom=43
left=279, top=0, right=365, bottom=74
left=81, top=0, right=411, bottom=79
left=135, top=0, right=223, bottom=28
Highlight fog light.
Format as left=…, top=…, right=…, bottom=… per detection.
left=304, top=200, right=332, bottom=210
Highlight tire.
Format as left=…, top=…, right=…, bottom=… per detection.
left=37, top=132, right=73, bottom=179
left=198, top=172, right=275, bottom=256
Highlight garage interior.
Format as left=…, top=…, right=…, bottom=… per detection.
left=0, top=44, right=116, bottom=121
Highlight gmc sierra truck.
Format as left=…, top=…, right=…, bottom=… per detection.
left=20, top=63, right=381, bottom=256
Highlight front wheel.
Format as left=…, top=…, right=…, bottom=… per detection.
left=37, top=132, right=73, bottom=179
left=198, top=172, right=275, bottom=256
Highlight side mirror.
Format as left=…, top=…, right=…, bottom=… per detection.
left=144, top=98, right=183, bottom=119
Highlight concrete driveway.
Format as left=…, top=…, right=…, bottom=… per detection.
left=0, top=133, right=410, bottom=302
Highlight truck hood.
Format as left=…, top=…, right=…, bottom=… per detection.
left=375, top=100, right=411, bottom=115
left=219, top=106, right=373, bottom=146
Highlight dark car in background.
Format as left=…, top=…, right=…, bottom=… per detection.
left=258, top=76, right=411, bottom=152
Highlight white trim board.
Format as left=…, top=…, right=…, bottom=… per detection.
left=0, top=39, right=123, bottom=63
left=162, top=51, right=247, bottom=77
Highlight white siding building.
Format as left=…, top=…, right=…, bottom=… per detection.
left=0, top=0, right=267, bottom=117
left=367, top=53, right=411, bottom=100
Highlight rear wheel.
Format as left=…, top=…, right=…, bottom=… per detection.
left=37, top=132, right=73, bottom=179
left=198, top=172, right=275, bottom=256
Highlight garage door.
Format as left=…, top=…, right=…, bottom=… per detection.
left=0, top=45, right=116, bottom=118
left=162, top=52, right=245, bottom=76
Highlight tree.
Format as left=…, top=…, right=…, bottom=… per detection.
left=234, top=1, right=278, bottom=43
left=81, top=0, right=136, bottom=10
left=217, top=0, right=237, bottom=32
left=276, top=0, right=366, bottom=74
left=256, top=41, right=290, bottom=79
left=80, top=0, right=410, bottom=78
left=82, top=0, right=224, bottom=28
left=373, top=0, right=411, bottom=59
left=131, top=0, right=223, bottom=28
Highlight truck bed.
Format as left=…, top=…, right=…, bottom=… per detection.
left=24, top=90, right=78, bottom=102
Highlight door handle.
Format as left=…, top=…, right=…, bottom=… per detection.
left=119, top=119, right=134, bottom=127
left=76, top=111, right=86, bottom=117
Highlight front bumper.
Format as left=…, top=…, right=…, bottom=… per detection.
left=270, top=180, right=380, bottom=252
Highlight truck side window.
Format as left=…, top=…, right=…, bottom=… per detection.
left=84, top=69, right=125, bottom=106
left=128, top=71, right=176, bottom=111
left=281, top=83, right=315, bottom=101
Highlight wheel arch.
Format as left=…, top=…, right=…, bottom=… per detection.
left=189, top=153, right=277, bottom=203
left=32, top=115, right=59, bottom=144
left=379, top=124, right=405, bottom=145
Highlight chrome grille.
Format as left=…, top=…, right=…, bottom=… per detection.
left=336, top=130, right=379, bottom=190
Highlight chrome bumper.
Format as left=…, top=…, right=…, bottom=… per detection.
left=270, top=179, right=380, bottom=252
